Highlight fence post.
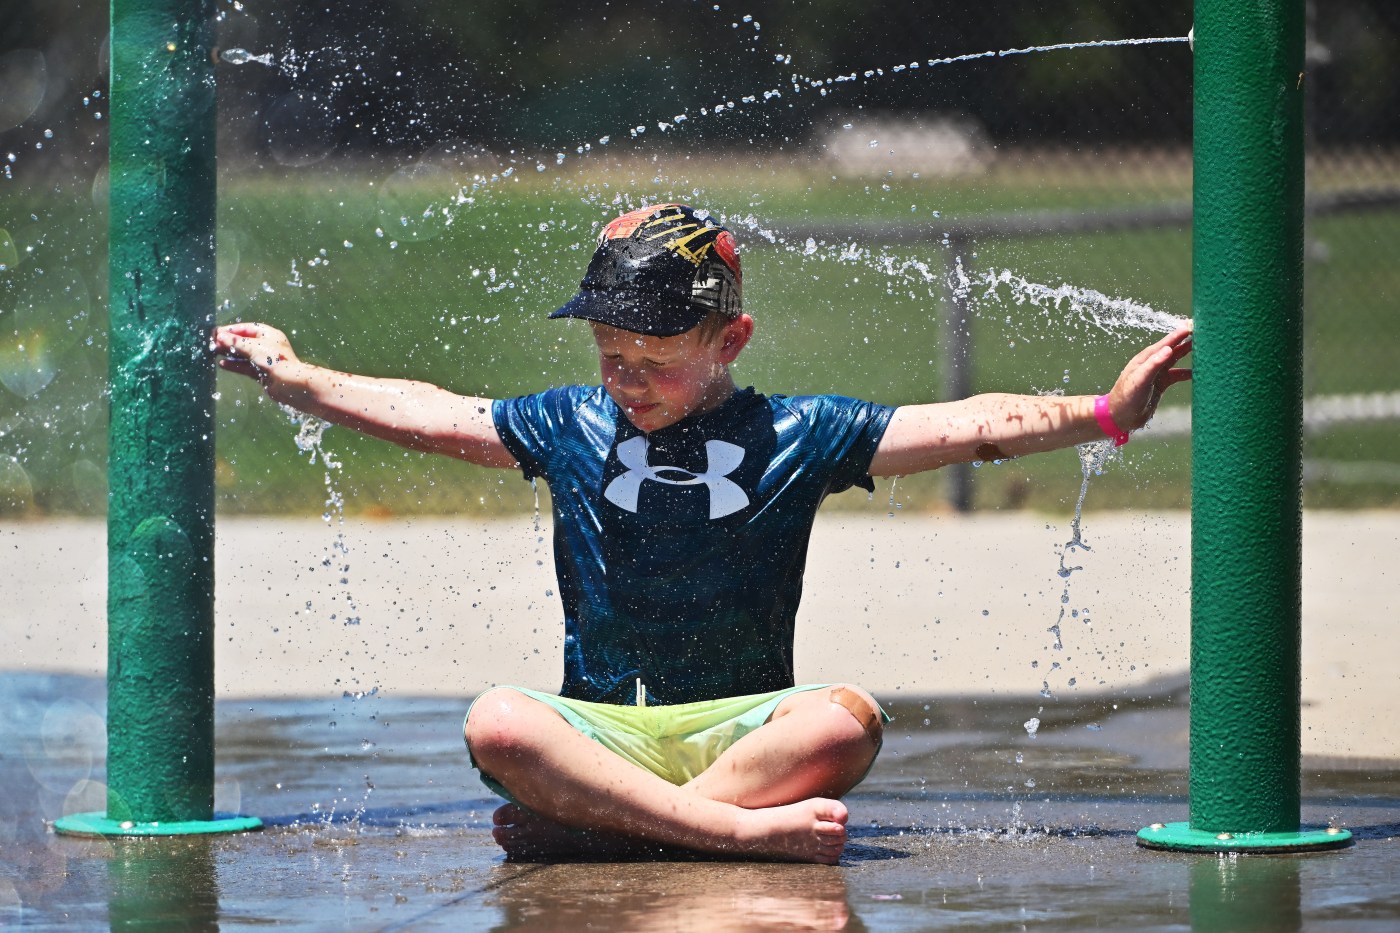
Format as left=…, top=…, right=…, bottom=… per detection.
left=54, top=0, right=259, bottom=838
left=1138, top=0, right=1346, bottom=853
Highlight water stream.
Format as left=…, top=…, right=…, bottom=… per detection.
left=283, top=405, right=363, bottom=629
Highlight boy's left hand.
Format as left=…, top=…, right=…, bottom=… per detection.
left=1106, top=325, right=1193, bottom=431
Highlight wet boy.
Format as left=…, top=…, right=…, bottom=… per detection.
left=214, top=203, right=1192, bottom=864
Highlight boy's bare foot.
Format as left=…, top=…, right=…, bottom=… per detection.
left=492, top=798, right=849, bottom=865
left=733, top=798, right=849, bottom=865
left=492, top=804, right=663, bottom=861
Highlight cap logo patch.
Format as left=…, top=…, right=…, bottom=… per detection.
left=644, top=223, right=716, bottom=267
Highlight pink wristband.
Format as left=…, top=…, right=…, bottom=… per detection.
left=1094, top=395, right=1130, bottom=447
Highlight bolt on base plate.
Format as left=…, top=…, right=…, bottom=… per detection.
left=1137, top=821, right=1351, bottom=853
left=53, top=812, right=263, bottom=838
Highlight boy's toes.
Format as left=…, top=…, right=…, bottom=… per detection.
left=815, top=799, right=849, bottom=826
left=493, top=802, right=529, bottom=826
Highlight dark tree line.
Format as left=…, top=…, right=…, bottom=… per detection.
left=2, top=0, right=1397, bottom=171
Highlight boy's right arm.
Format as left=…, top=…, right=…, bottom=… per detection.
left=212, top=322, right=519, bottom=469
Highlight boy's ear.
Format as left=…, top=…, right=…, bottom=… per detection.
left=716, top=314, right=754, bottom=364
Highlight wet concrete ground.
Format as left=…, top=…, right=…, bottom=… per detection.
left=4, top=672, right=1398, bottom=931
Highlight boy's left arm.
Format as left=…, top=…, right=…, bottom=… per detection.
left=869, top=327, right=1193, bottom=477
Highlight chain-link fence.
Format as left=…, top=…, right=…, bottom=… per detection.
left=2, top=1, right=1396, bottom=515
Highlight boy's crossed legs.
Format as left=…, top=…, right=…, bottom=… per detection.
left=464, top=684, right=884, bottom=864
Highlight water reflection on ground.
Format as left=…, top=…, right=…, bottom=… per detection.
left=3, top=672, right=1398, bottom=931
left=479, top=861, right=853, bottom=933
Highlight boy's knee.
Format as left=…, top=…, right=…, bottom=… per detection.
left=464, top=687, right=532, bottom=758
left=828, top=685, right=884, bottom=748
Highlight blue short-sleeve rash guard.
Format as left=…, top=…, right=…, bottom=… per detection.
left=493, top=386, right=894, bottom=705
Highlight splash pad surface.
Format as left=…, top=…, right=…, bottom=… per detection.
left=4, top=669, right=1398, bottom=930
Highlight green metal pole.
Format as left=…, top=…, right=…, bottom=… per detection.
left=1139, top=2, right=1345, bottom=852
left=55, top=0, right=258, bottom=837
left=1192, top=0, right=1306, bottom=835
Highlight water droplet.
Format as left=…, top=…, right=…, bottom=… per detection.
left=220, top=48, right=275, bottom=67
left=1023, top=717, right=1040, bottom=738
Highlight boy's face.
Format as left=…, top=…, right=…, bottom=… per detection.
left=591, top=316, right=752, bottom=433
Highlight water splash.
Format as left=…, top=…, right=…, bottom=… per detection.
left=530, top=477, right=548, bottom=570
left=1036, top=439, right=1120, bottom=698
left=1068, top=439, right=1119, bottom=550
left=377, top=34, right=1190, bottom=237
left=973, top=269, right=1187, bottom=337
left=642, top=36, right=1190, bottom=156
left=721, top=215, right=1182, bottom=345
left=289, top=407, right=334, bottom=466
left=282, top=405, right=363, bottom=627
left=219, top=48, right=276, bottom=68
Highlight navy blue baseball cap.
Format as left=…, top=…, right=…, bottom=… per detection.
left=549, top=203, right=743, bottom=337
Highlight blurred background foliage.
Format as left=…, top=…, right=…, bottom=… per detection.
left=2, top=1, right=1397, bottom=516
left=4, top=1, right=1398, bottom=161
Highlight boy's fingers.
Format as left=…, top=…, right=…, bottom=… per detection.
left=1141, top=336, right=1191, bottom=374
left=1146, top=328, right=1192, bottom=361
left=213, top=323, right=275, bottom=350
left=1130, top=329, right=1190, bottom=372
left=216, top=357, right=257, bottom=377
left=1155, top=330, right=1192, bottom=357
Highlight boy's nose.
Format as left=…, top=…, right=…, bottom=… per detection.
left=613, top=367, right=648, bottom=392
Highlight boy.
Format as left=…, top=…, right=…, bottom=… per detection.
left=215, top=203, right=1192, bottom=864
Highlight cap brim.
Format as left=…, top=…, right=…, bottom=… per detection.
left=548, top=288, right=706, bottom=338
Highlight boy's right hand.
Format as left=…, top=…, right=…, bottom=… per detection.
left=212, top=323, right=300, bottom=387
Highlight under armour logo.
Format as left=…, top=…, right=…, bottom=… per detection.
left=604, top=436, right=749, bottom=519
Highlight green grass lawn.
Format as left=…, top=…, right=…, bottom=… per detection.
left=2, top=164, right=1397, bottom=516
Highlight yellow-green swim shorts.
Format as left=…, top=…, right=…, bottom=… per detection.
left=465, top=683, right=888, bottom=800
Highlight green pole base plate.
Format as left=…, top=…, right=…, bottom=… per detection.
left=1137, top=821, right=1351, bottom=853
left=53, top=812, right=263, bottom=838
